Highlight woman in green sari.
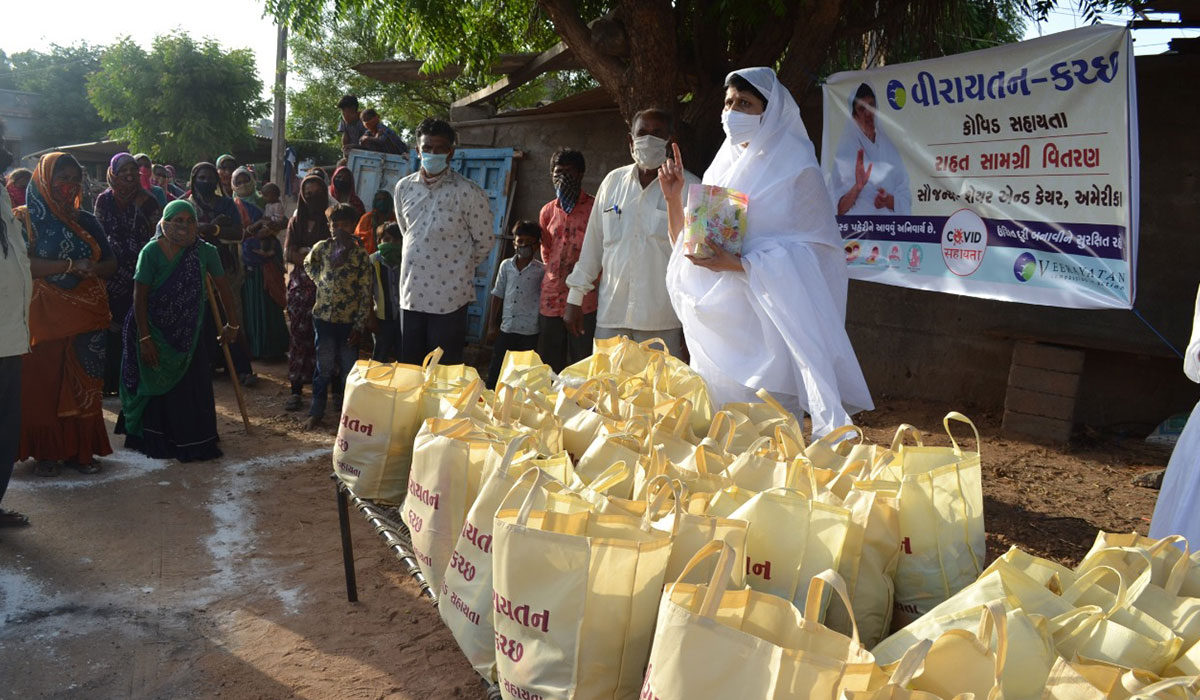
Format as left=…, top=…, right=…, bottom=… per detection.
left=116, top=200, right=242, bottom=461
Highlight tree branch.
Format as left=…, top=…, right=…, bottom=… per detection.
left=778, top=0, right=845, bottom=96
left=733, top=3, right=803, bottom=69
left=536, top=0, right=627, bottom=108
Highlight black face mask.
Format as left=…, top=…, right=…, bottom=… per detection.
left=333, top=178, right=351, bottom=193
left=194, top=180, right=218, bottom=197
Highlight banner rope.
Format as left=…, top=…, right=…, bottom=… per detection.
left=1132, top=307, right=1184, bottom=360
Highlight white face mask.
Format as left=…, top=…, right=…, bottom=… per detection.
left=722, top=109, right=762, bottom=145
left=631, top=135, right=669, bottom=170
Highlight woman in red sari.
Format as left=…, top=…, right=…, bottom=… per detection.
left=16, top=153, right=117, bottom=475
left=329, top=166, right=365, bottom=216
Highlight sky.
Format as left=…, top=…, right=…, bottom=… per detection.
left=1022, top=5, right=1198, bottom=53
left=1, top=0, right=284, bottom=102
left=1, top=0, right=1196, bottom=114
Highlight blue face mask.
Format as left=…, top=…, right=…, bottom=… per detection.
left=420, top=152, right=450, bottom=175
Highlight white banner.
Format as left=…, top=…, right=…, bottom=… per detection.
left=821, top=25, right=1138, bottom=309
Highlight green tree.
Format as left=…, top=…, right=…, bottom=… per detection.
left=6, top=43, right=110, bottom=146
left=88, top=33, right=269, bottom=164
left=285, top=9, right=464, bottom=146
left=269, top=0, right=1133, bottom=160
left=285, top=9, right=592, bottom=148
left=0, top=51, right=15, bottom=91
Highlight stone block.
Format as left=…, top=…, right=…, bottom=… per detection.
left=1011, top=342, right=1086, bottom=374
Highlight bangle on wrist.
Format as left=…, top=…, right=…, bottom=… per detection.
left=65, top=259, right=74, bottom=273
left=140, top=334, right=152, bottom=343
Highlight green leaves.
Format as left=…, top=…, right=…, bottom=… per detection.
left=3, top=43, right=109, bottom=147
left=87, top=33, right=269, bottom=164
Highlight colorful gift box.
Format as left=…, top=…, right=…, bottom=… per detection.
left=682, top=184, right=748, bottom=259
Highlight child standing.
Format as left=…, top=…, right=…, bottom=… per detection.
left=261, top=182, right=287, bottom=246
left=303, top=203, right=373, bottom=429
left=368, top=223, right=403, bottom=362
left=486, top=221, right=545, bottom=388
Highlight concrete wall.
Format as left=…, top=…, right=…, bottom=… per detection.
left=456, top=108, right=632, bottom=225
left=454, top=51, right=1200, bottom=429
left=0, top=89, right=46, bottom=165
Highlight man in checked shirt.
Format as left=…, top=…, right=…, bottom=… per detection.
left=392, top=118, right=494, bottom=364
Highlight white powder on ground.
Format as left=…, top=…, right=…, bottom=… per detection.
left=1, top=445, right=332, bottom=643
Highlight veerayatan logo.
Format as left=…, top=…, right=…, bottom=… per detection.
left=1013, top=252, right=1036, bottom=282
left=886, top=79, right=907, bottom=110
left=941, top=209, right=988, bottom=277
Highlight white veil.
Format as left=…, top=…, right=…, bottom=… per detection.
left=668, top=66, right=873, bottom=435
left=702, top=67, right=841, bottom=250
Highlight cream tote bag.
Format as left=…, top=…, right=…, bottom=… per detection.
left=845, top=640, right=955, bottom=700
left=492, top=468, right=673, bottom=700
left=729, top=487, right=853, bottom=618
left=402, top=417, right=501, bottom=597
left=908, top=601, right=1007, bottom=700
left=642, top=541, right=851, bottom=700
left=439, top=437, right=543, bottom=680
left=497, top=349, right=555, bottom=395
left=892, top=412, right=986, bottom=628
left=826, top=481, right=902, bottom=650
left=1051, top=565, right=1184, bottom=676
left=332, top=358, right=427, bottom=502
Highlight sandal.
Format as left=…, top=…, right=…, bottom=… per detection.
left=284, top=393, right=303, bottom=411
left=69, top=460, right=102, bottom=475
left=33, top=460, right=60, bottom=477
left=0, top=509, right=30, bottom=527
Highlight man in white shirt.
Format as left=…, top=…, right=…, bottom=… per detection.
left=0, top=145, right=33, bottom=527
left=393, top=118, right=494, bottom=364
left=563, top=108, right=699, bottom=357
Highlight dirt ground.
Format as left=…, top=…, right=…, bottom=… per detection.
left=0, top=359, right=1172, bottom=699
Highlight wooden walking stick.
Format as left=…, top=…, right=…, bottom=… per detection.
left=205, top=273, right=252, bottom=433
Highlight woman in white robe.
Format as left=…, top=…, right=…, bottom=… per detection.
left=1149, top=285, right=1200, bottom=544
left=659, top=67, right=873, bottom=437
left=830, top=82, right=912, bottom=217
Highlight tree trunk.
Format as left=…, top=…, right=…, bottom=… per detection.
left=540, top=0, right=844, bottom=171
left=618, top=0, right=678, bottom=123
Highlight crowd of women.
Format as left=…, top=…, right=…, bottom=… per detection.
left=0, top=145, right=395, bottom=501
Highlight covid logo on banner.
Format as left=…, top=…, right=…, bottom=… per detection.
left=1013, top=252, right=1037, bottom=282
left=941, top=208, right=988, bottom=277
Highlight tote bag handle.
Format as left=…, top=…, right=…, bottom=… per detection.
left=888, top=639, right=934, bottom=687
left=943, top=412, right=981, bottom=457
left=803, top=569, right=863, bottom=646
left=421, top=347, right=444, bottom=374
left=811, top=425, right=864, bottom=451
left=655, top=397, right=693, bottom=439
left=889, top=423, right=924, bottom=453
left=505, top=467, right=580, bottom=527
left=667, top=539, right=738, bottom=619
left=783, top=456, right=821, bottom=498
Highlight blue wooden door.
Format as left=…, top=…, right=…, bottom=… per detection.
left=446, top=148, right=516, bottom=343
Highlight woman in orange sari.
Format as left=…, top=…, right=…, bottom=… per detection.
left=17, top=152, right=117, bottom=475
